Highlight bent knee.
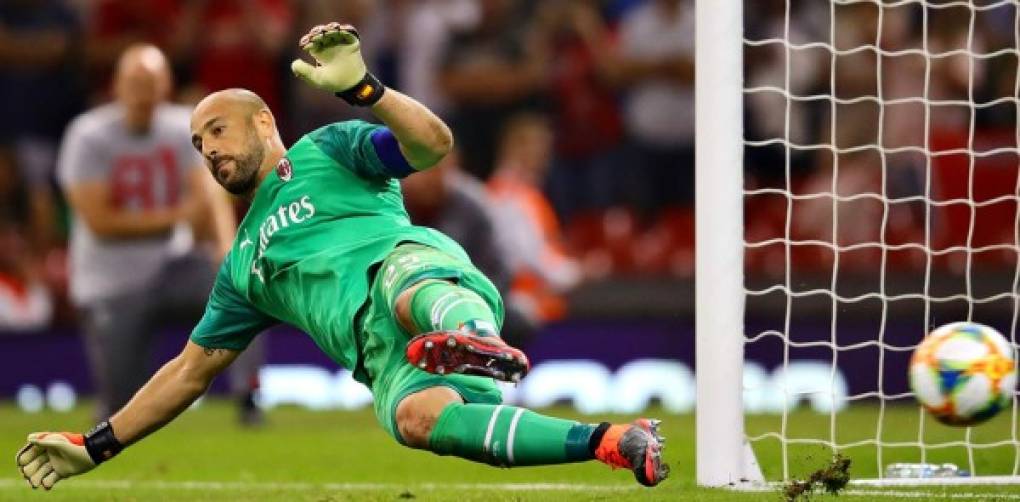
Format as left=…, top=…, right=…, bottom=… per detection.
left=396, top=408, right=439, bottom=449
left=394, top=386, right=462, bottom=448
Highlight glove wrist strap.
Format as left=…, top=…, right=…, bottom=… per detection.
left=335, top=72, right=385, bottom=106
left=84, top=421, right=124, bottom=464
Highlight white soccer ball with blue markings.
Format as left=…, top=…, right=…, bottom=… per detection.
left=909, top=322, right=1016, bottom=426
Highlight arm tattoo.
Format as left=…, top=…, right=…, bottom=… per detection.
left=203, top=347, right=225, bottom=357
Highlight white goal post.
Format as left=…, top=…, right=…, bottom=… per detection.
left=695, top=0, right=764, bottom=488
left=695, top=0, right=1020, bottom=488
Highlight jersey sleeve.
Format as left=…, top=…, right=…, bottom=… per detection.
left=190, top=257, right=277, bottom=351
left=309, top=120, right=416, bottom=180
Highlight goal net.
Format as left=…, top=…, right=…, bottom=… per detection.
left=696, top=0, right=1020, bottom=487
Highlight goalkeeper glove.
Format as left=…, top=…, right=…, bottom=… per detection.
left=15, top=421, right=123, bottom=490
left=291, top=22, right=385, bottom=107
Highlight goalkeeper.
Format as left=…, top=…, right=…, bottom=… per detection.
left=16, top=23, right=668, bottom=490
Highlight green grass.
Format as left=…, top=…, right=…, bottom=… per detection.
left=747, top=402, right=1020, bottom=480
left=0, top=400, right=1018, bottom=501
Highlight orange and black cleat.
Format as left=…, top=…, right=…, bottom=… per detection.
left=406, top=329, right=530, bottom=383
left=595, top=419, right=670, bottom=487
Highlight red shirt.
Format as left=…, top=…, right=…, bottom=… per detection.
left=550, top=34, right=623, bottom=158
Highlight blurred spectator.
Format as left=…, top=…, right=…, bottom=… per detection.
left=57, top=45, right=262, bottom=423
left=82, top=0, right=184, bottom=99
left=438, top=0, right=547, bottom=179
left=0, top=0, right=1008, bottom=292
left=794, top=5, right=986, bottom=257
left=876, top=6, right=928, bottom=243
left=976, top=2, right=1019, bottom=126
left=0, top=147, right=53, bottom=331
left=488, top=113, right=582, bottom=324
left=397, top=0, right=479, bottom=116
left=0, top=0, right=86, bottom=251
left=926, top=7, right=986, bottom=135
left=537, top=0, right=627, bottom=220
left=402, top=149, right=512, bottom=292
left=743, top=1, right=826, bottom=187
left=615, top=0, right=694, bottom=215
left=175, top=0, right=292, bottom=114
left=0, top=144, right=42, bottom=258
left=401, top=148, right=536, bottom=346
left=0, top=222, right=53, bottom=332
left=603, top=0, right=646, bottom=21
left=0, top=146, right=30, bottom=236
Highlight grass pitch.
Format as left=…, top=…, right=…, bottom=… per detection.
left=0, top=400, right=1018, bottom=501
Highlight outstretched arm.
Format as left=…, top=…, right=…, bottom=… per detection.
left=291, top=22, right=453, bottom=171
left=110, top=341, right=237, bottom=445
left=16, top=341, right=236, bottom=490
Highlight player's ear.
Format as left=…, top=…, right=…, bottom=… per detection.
left=252, top=108, right=276, bottom=139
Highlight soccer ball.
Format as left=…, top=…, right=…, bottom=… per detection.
left=909, top=322, right=1016, bottom=426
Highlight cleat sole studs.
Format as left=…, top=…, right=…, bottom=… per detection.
left=436, top=365, right=446, bottom=375
left=446, top=336, right=458, bottom=348
left=418, top=360, right=428, bottom=369
left=424, top=341, right=434, bottom=349
left=510, top=372, right=521, bottom=383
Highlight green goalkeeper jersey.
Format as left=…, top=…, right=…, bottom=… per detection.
left=190, top=120, right=468, bottom=382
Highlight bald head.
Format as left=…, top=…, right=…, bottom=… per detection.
left=195, top=88, right=269, bottom=120
left=191, top=89, right=283, bottom=197
left=114, top=44, right=172, bottom=132
left=116, top=44, right=169, bottom=80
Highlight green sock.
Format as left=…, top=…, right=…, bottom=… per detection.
left=408, top=279, right=498, bottom=335
left=428, top=402, right=597, bottom=466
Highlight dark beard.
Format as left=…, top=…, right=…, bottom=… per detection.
left=222, top=134, right=265, bottom=195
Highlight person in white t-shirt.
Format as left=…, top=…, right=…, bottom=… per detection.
left=617, top=0, right=694, bottom=215
left=57, top=44, right=263, bottom=423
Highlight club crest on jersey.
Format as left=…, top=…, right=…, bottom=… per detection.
left=276, top=157, right=293, bottom=181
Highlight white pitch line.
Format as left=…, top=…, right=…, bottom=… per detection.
left=731, top=481, right=1020, bottom=499
left=6, top=479, right=1020, bottom=499
left=845, top=489, right=1020, bottom=499
left=0, top=478, right=638, bottom=492
left=852, top=475, right=1020, bottom=487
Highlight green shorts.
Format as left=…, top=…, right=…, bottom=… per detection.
left=359, top=243, right=505, bottom=443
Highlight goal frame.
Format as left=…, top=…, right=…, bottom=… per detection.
left=694, top=0, right=764, bottom=488
left=693, top=0, right=1020, bottom=488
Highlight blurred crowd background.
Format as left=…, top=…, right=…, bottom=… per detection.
left=0, top=0, right=698, bottom=333
left=743, top=1, right=1020, bottom=289
left=2, top=0, right=1019, bottom=335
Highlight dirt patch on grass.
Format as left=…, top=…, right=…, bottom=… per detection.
left=782, top=454, right=852, bottom=501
